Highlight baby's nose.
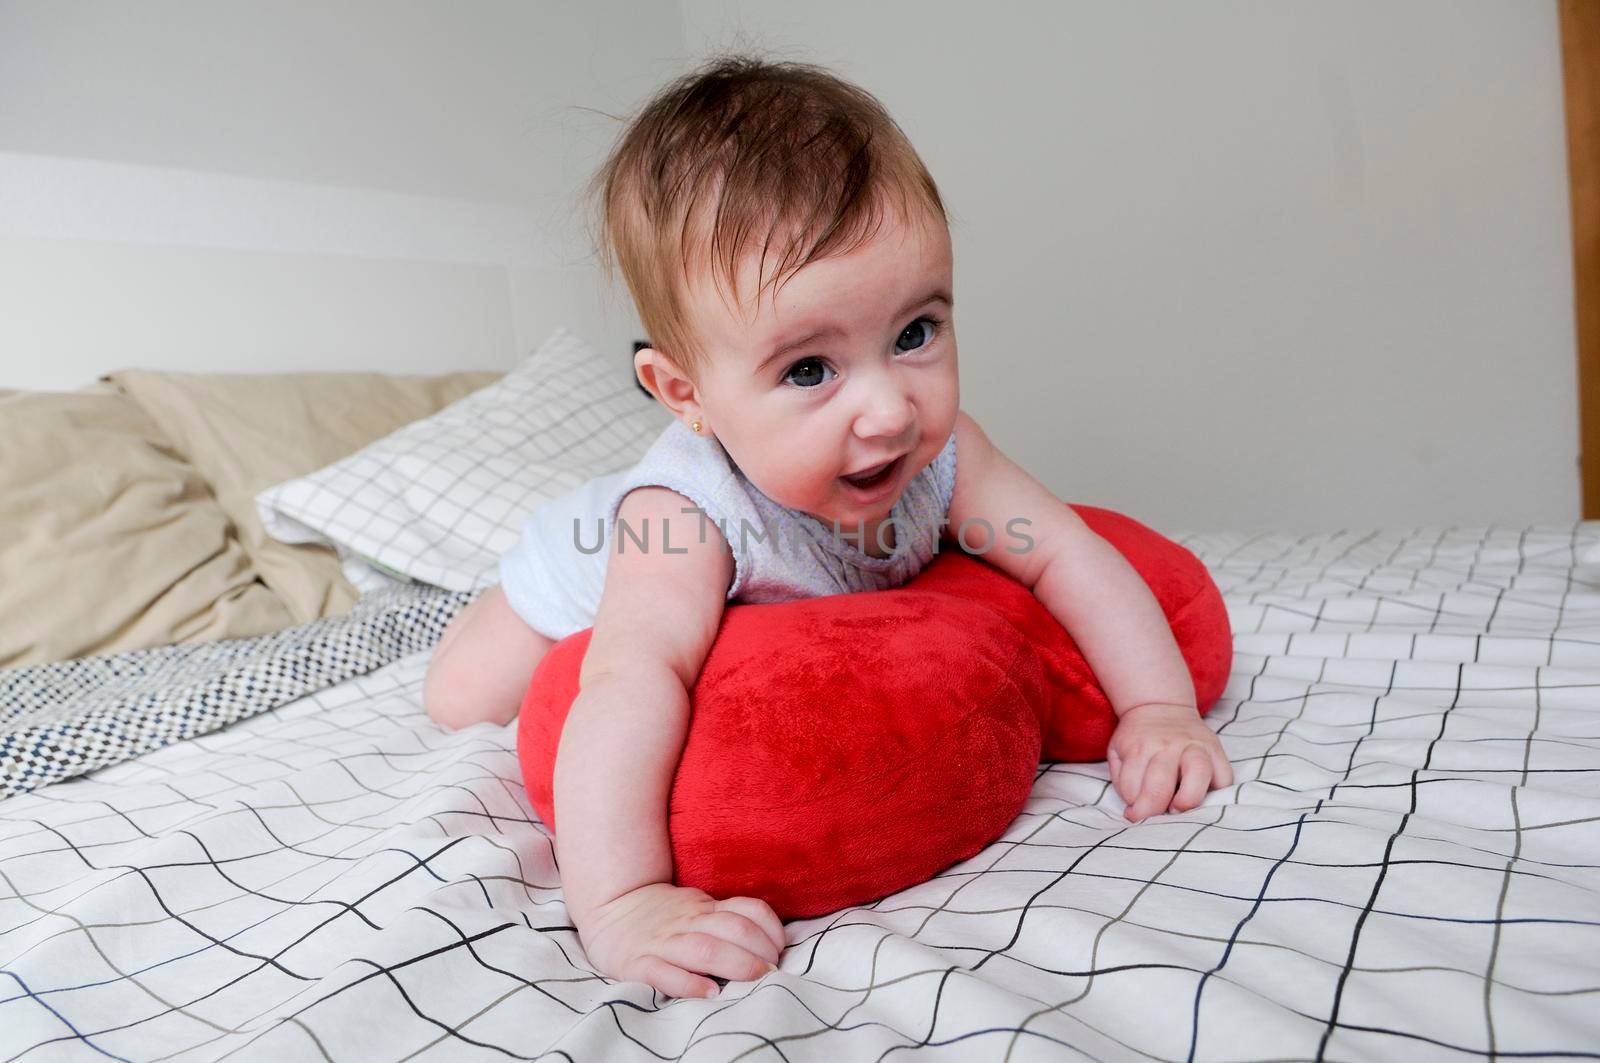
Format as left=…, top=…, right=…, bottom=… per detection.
left=852, top=381, right=916, bottom=441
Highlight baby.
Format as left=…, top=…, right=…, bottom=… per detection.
left=424, top=55, right=1233, bottom=1000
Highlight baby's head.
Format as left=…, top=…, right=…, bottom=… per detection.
left=587, top=54, right=959, bottom=533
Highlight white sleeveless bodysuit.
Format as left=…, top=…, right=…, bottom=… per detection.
left=499, top=419, right=958, bottom=640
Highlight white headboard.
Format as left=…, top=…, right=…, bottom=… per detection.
left=0, top=152, right=642, bottom=390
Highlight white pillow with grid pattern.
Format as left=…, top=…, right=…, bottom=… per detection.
left=257, top=328, right=672, bottom=593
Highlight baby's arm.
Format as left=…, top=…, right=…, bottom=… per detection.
left=947, top=412, right=1233, bottom=820
left=554, top=486, right=784, bottom=998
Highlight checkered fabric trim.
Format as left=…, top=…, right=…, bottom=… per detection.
left=257, top=327, right=671, bottom=592
left=1, top=525, right=1598, bottom=1060
left=0, top=584, right=468, bottom=798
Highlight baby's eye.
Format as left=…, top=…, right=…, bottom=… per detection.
left=895, top=317, right=939, bottom=354
left=783, top=357, right=835, bottom=389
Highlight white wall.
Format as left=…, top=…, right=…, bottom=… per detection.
left=0, top=0, right=679, bottom=385
left=683, top=0, right=1580, bottom=533
left=0, top=1, right=1580, bottom=533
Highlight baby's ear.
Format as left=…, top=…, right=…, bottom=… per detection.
left=630, top=341, right=655, bottom=400
left=634, top=346, right=700, bottom=416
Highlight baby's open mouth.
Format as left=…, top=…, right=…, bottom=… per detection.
left=841, top=456, right=902, bottom=489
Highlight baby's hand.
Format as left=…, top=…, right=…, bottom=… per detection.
left=1106, top=703, right=1234, bottom=821
left=576, top=882, right=785, bottom=999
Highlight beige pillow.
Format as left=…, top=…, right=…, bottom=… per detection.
left=106, top=369, right=502, bottom=623
left=0, top=387, right=295, bottom=669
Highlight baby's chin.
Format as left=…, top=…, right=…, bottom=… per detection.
left=777, top=489, right=899, bottom=532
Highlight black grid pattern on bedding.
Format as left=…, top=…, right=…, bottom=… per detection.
left=258, top=327, right=672, bottom=593
left=1, top=525, right=1598, bottom=1060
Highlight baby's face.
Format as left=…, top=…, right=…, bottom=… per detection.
left=682, top=208, right=959, bottom=532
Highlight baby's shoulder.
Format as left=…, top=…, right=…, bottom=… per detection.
left=608, top=484, right=736, bottom=592
left=613, top=482, right=708, bottom=525
left=950, top=409, right=989, bottom=454
left=949, top=410, right=1009, bottom=477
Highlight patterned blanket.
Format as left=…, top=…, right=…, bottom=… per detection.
left=0, top=585, right=469, bottom=797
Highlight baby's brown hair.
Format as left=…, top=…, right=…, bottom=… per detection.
left=585, top=54, right=947, bottom=379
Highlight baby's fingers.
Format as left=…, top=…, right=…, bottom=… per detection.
left=692, top=909, right=781, bottom=967
left=715, top=896, right=786, bottom=959
left=631, top=953, right=720, bottom=999
left=659, top=930, right=774, bottom=985
left=1169, top=746, right=1213, bottom=812
left=1113, top=749, right=1149, bottom=808
left=1210, top=746, right=1235, bottom=789
left=1128, top=751, right=1179, bottom=821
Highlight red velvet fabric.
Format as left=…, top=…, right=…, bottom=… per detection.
left=517, top=504, right=1232, bottom=919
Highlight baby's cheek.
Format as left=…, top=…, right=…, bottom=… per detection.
left=793, top=467, right=839, bottom=503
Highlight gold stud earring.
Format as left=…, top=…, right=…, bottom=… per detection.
left=691, top=419, right=703, bottom=434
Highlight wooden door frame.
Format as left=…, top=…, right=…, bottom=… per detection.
left=1564, top=0, right=1600, bottom=516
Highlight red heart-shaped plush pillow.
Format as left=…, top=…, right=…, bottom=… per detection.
left=518, top=505, right=1230, bottom=919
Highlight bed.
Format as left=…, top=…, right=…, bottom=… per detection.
left=2, top=331, right=1597, bottom=1062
